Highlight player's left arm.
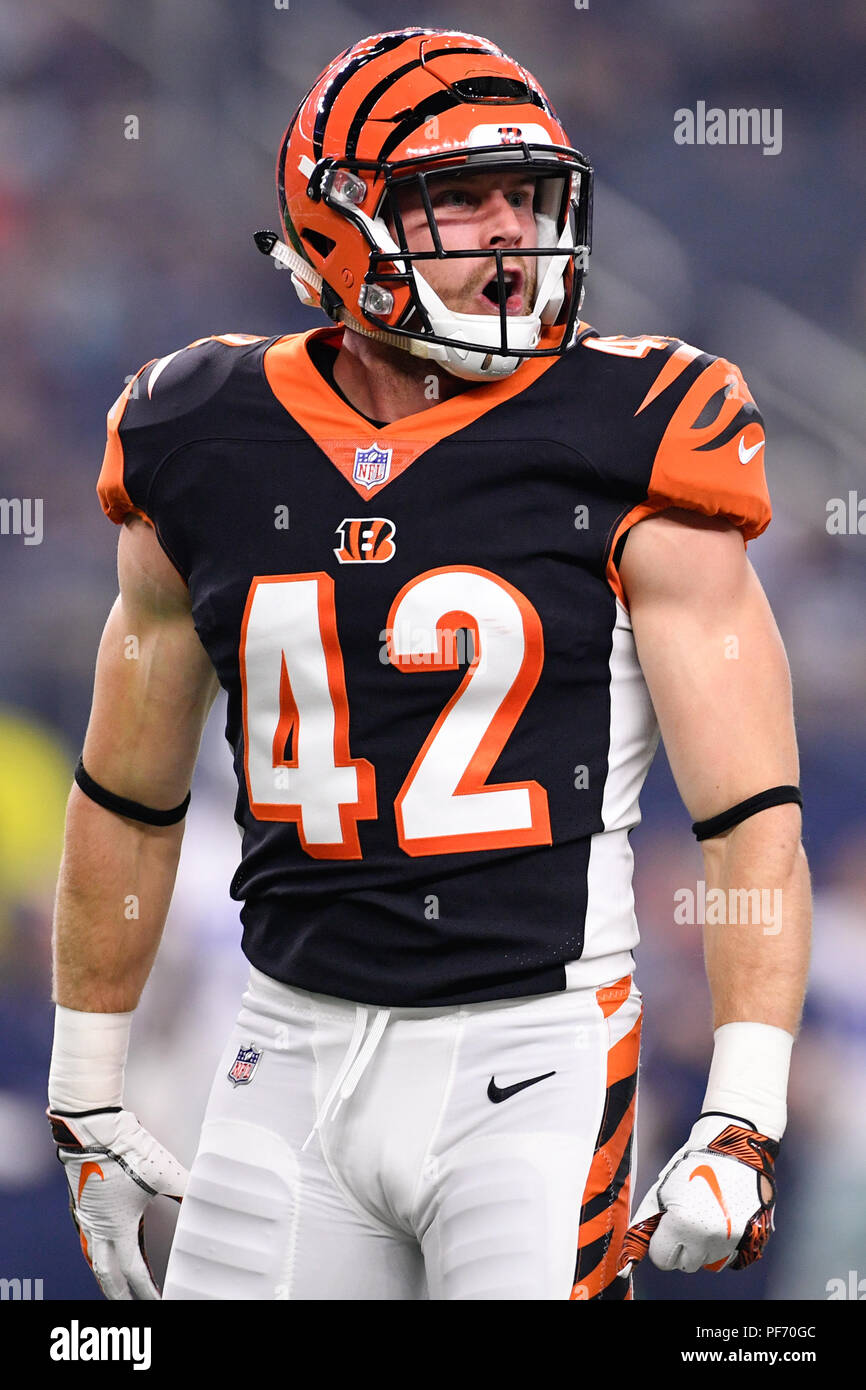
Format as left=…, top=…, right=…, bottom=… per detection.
left=615, top=506, right=811, bottom=1276
left=621, top=506, right=810, bottom=1031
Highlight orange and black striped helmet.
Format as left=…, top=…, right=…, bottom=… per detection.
left=263, top=29, right=593, bottom=380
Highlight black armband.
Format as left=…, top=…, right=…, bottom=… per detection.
left=692, top=785, right=802, bottom=841
left=74, top=757, right=190, bottom=826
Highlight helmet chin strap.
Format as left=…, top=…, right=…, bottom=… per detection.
left=253, top=229, right=544, bottom=378
left=254, top=230, right=426, bottom=355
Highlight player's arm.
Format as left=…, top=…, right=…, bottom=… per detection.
left=53, top=515, right=219, bottom=1011
left=620, top=507, right=810, bottom=1034
left=49, top=516, right=219, bottom=1300
left=615, top=507, right=811, bottom=1275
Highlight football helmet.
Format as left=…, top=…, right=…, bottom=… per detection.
left=260, top=29, right=593, bottom=380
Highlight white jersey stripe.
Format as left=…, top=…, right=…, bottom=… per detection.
left=567, top=597, right=659, bottom=988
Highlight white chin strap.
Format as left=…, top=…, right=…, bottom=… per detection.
left=262, top=234, right=414, bottom=353
left=406, top=292, right=540, bottom=381
left=404, top=210, right=573, bottom=381
left=263, top=200, right=575, bottom=381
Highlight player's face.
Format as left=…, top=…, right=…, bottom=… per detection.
left=387, top=170, right=540, bottom=317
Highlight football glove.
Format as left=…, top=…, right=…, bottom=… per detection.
left=617, top=1113, right=779, bottom=1277
left=48, top=1107, right=188, bottom=1300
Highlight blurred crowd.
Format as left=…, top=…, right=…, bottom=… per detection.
left=1, top=0, right=863, bottom=1300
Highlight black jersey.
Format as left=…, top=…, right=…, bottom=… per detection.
left=97, top=324, right=771, bottom=1006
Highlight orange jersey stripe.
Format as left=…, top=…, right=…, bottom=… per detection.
left=262, top=325, right=569, bottom=501
left=605, top=351, right=771, bottom=610
left=97, top=366, right=156, bottom=526
left=649, top=357, right=770, bottom=536
left=634, top=340, right=703, bottom=414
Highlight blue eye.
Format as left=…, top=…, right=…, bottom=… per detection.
left=432, top=184, right=534, bottom=210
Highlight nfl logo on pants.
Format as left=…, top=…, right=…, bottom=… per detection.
left=228, top=1043, right=262, bottom=1087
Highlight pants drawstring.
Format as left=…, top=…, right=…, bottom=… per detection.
left=301, top=1006, right=391, bottom=1152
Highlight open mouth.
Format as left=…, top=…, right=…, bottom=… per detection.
left=478, top=267, right=525, bottom=314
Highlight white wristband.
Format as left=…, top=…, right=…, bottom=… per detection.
left=48, top=1005, right=133, bottom=1112
left=701, top=1021, right=794, bottom=1142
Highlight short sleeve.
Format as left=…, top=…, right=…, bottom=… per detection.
left=97, top=364, right=157, bottom=525
left=604, top=346, right=773, bottom=608
left=646, top=353, right=771, bottom=540
left=95, top=334, right=249, bottom=527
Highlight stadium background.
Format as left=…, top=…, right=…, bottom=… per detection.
left=1, top=0, right=864, bottom=1301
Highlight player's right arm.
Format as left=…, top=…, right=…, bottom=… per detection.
left=53, top=514, right=219, bottom=1011
left=48, top=514, right=219, bottom=1300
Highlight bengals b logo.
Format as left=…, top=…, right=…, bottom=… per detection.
left=334, top=518, right=396, bottom=563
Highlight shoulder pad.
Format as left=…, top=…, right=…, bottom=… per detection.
left=644, top=345, right=770, bottom=540
left=581, top=332, right=681, bottom=360
left=599, top=335, right=772, bottom=604
left=98, top=334, right=268, bottom=524
left=584, top=333, right=769, bottom=534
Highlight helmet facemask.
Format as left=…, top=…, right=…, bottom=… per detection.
left=312, top=141, right=592, bottom=380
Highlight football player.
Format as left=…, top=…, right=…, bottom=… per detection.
left=48, top=29, right=810, bottom=1300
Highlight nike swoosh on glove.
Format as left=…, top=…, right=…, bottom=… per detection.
left=616, top=1114, right=779, bottom=1278
left=48, top=1107, right=188, bottom=1300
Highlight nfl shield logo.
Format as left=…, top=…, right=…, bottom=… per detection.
left=353, top=442, right=393, bottom=490
left=228, top=1043, right=262, bottom=1087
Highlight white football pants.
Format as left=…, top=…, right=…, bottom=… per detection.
left=162, top=966, right=642, bottom=1300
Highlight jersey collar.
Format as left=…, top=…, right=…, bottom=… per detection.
left=263, top=323, right=571, bottom=500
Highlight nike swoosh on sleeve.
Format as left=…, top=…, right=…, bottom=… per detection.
left=738, top=436, right=764, bottom=464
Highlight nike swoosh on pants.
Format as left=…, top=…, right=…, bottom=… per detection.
left=487, top=1070, right=556, bottom=1103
